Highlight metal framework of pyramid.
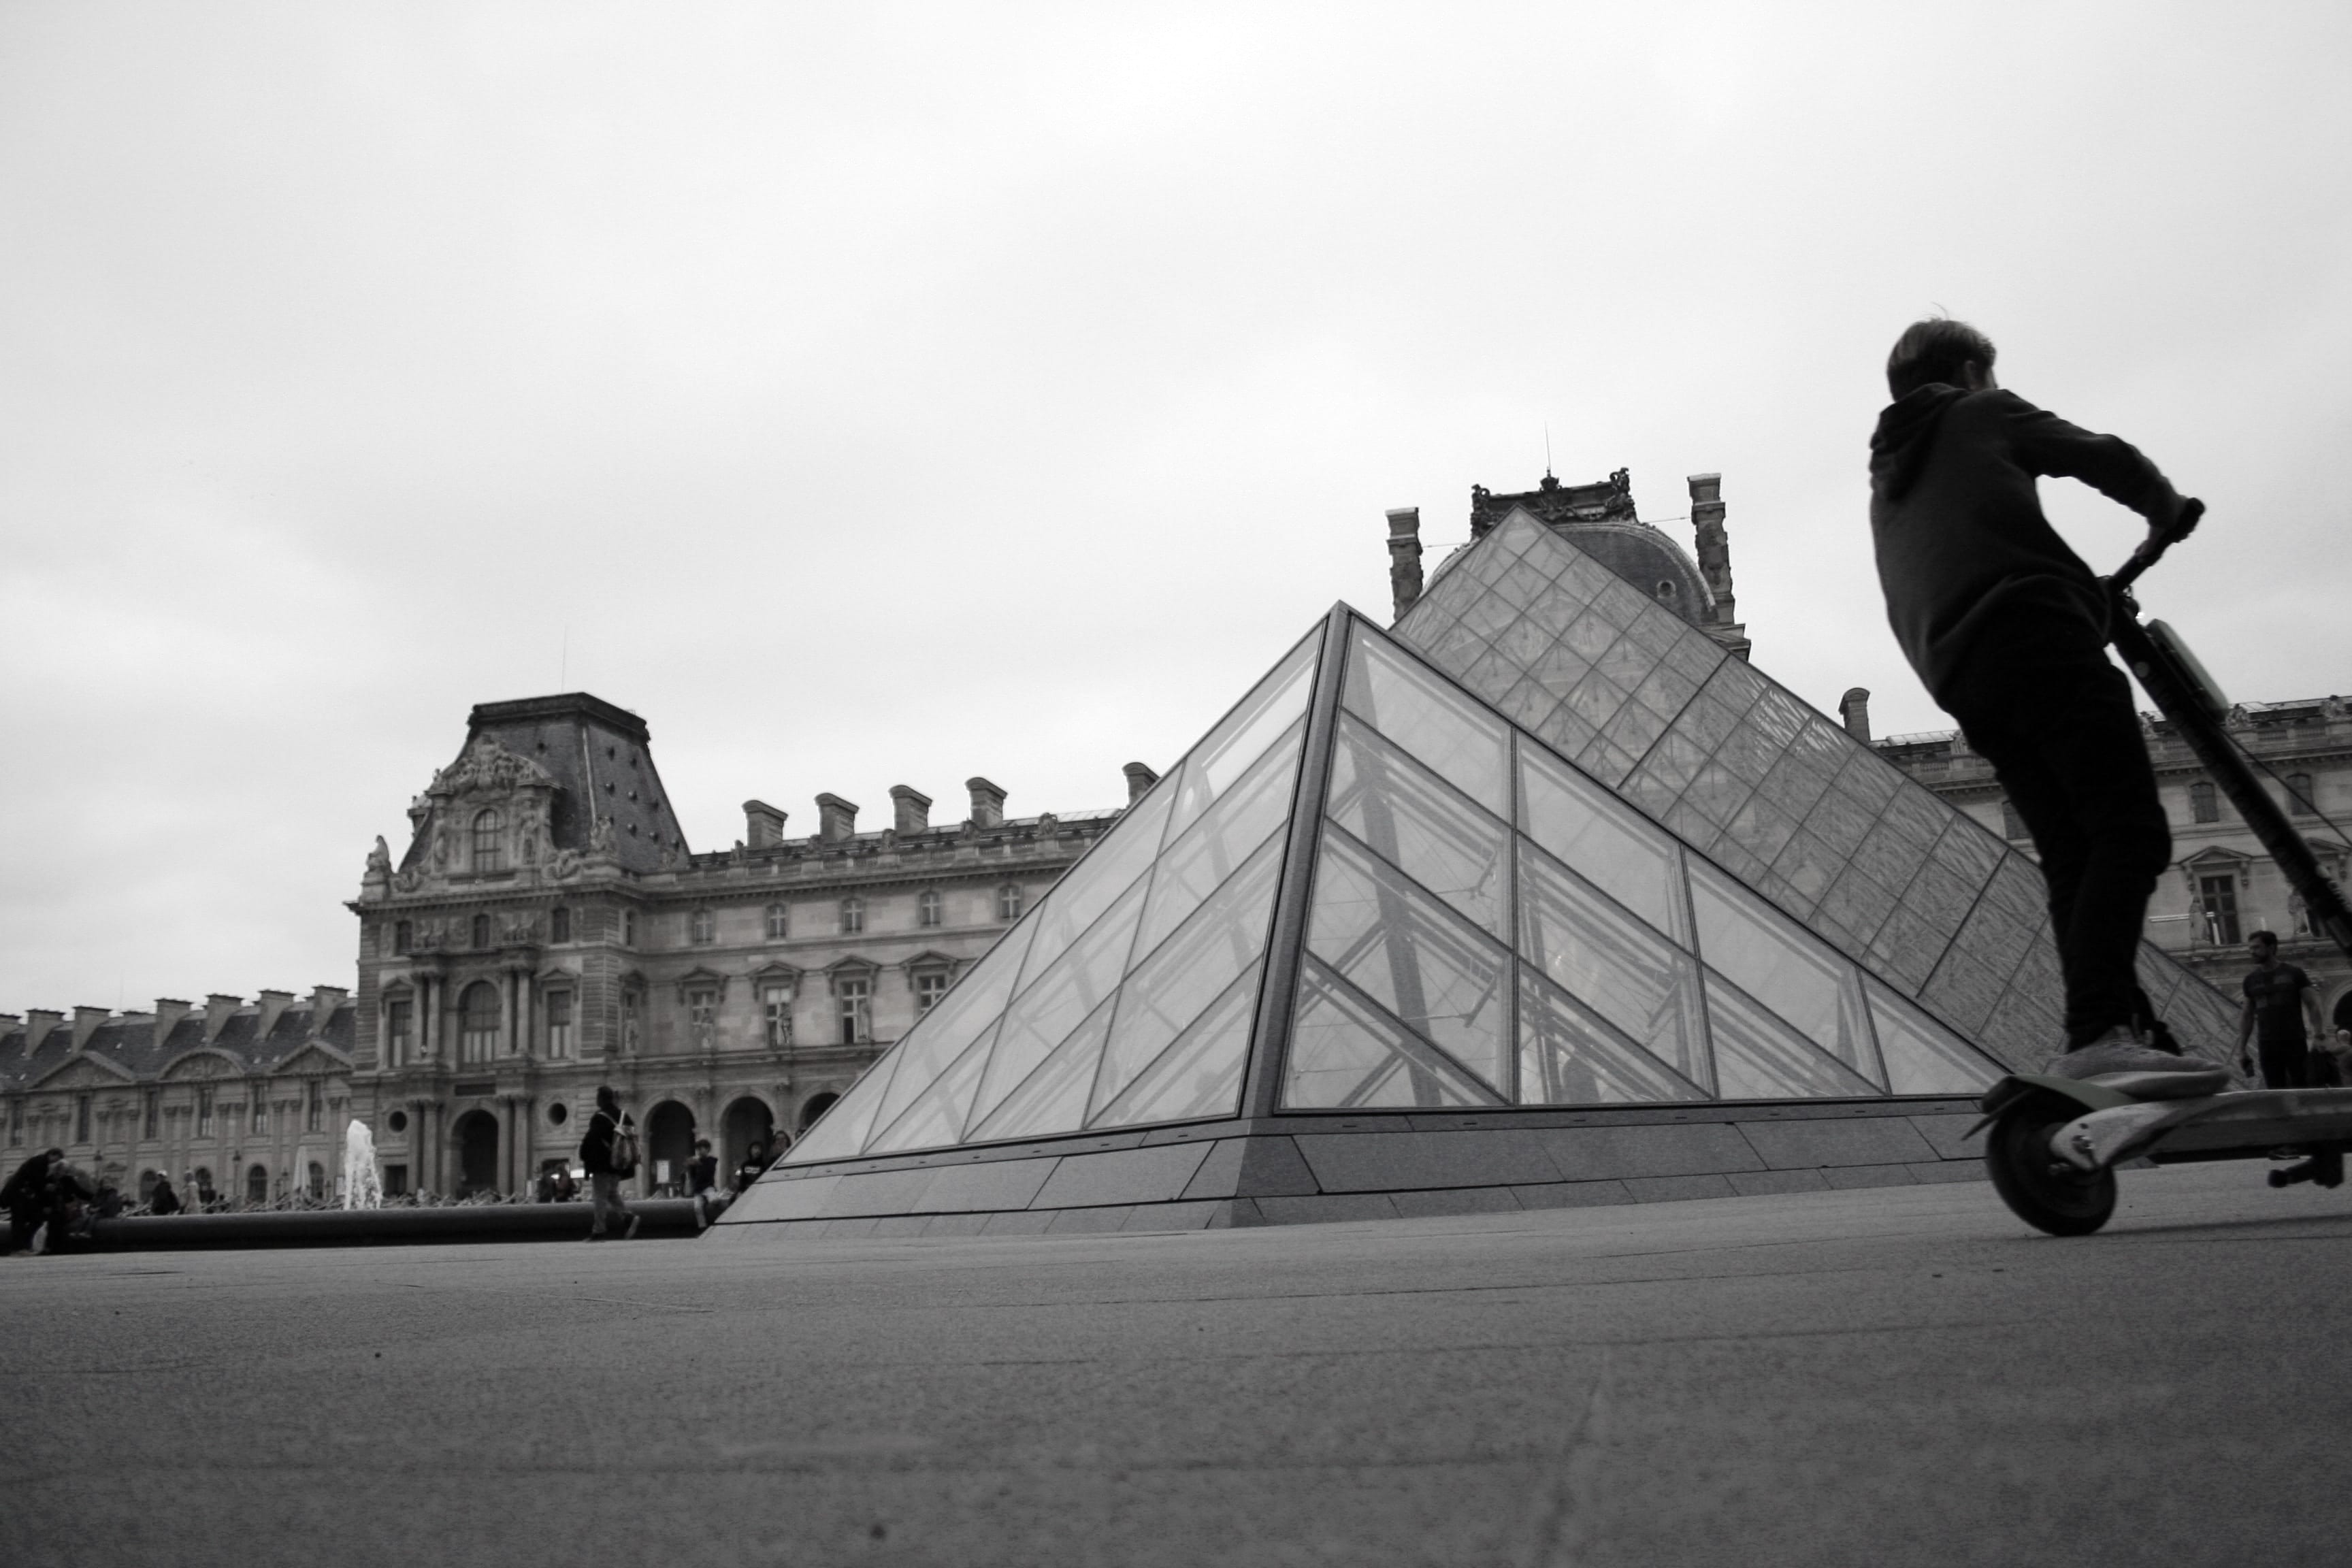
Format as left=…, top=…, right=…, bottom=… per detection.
left=755, top=507, right=2240, bottom=1187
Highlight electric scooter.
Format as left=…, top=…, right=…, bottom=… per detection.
left=1975, top=501, right=2352, bottom=1235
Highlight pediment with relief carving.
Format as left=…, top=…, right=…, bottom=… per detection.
left=31, top=1054, right=137, bottom=1091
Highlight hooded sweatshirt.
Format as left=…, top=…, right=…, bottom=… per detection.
left=1867, top=385, right=2175, bottom=702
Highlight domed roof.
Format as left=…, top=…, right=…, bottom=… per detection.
left=1464, top=472, right=1714, bottom=628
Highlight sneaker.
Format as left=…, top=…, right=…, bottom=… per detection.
left=2050, top=1027, right=2229, bottom=1082
left=624, top=1214, right=642, bottom=1241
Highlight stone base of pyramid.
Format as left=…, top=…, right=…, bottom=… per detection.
left=708, top=1097, right=1987, bottom=1241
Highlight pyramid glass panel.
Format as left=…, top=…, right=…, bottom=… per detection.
left=1341, top=628, right=1509, bottom=815
left=1514, top=840, right=1710, bottom=1091
left=1091, top=833, right=1285, bottom=1120
left=1090, top=962, right=1261, bottom=1129
left=1688, top=862, right=1882, bottom=1086
left=1305, top=827, right=1512, bottom=1097
left=966, top=877, right=1149, bottom=1133
left=1703, top=972, right=1882, bottom=1100
left=1284, top=958, right=1501, bottom=1109
left=1326, top=714, right=1511, bottom=938
left=966, top=996, right=1116, bottom=1143
left=1518, top=968, right=1710, bottom=1105
left=1866, top=980, right=2003, bottom=1095
left=781, top=631, right=1316, bottom=1164
left=1517, top=742, right=1688, bottom=943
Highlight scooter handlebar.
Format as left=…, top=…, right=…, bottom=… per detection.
left=2108, top=497, right=2206, bottom=594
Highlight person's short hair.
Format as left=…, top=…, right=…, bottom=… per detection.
left=694, top=1139, right=710, bottom=1152
left=43, top=1147, right=64, bottom=1162
left=1886, top=318, right=1997, bottom=398
left=594, top=1083, right=617, bottom=1110
left=2250, top=929, right=2279, bottom=948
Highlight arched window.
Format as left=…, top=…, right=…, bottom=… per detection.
left=2287, top=773, right=2317, bottom=817
left=690, top=908, right=716, bottom=945
left=472, top=808, right=504, bottom=872
left=245, top=1164, right=268, bottom=1206
left=918, top=889, right=943, bottom=928
left=550, top=906, right=571, bottom=944
left=996, top=883, right=1023, bottom=921
left=2190, top=780, right=2220, bottom=823
left=765, top=903, right=789, bottom=939
left=839, top=897, right=864, bottom=934
left=472, top=913, right=492, bottom=949
left=459, top=982, right=500, bottom=1064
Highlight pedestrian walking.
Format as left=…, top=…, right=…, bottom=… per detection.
left=2236, top=930, right=2326, bottom=1087
left=579, top=1085, right=640, bottom=1242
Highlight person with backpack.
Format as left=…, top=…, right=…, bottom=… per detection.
left=579, top=1084, right=640, bottom=1241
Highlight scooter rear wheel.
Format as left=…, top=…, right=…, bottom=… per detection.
left=1987, top=1096, right=2117, bottom=1236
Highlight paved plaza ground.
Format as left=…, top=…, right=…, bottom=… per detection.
left=7, top=1164, right=2352, bottom=1567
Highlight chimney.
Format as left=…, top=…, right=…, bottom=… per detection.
left=71, top=1006, right=110, bottom=1051
left=256, top=990, right=295, bottom=1042
left=1386, top=507, right=1425, bottom=623
left=25, top=1009, right=63, bottom=1054
left=815, top=793, right=859, bottom=843
left=1839, top=687, right=1873, bottom=744
left=889, top=785, right=933, bottom=834
left=203, top=994, right=242, bottom=1042
left=1122, top=762, right=1160, bottom=804
left=742, top=799, right=787, bottom=849
left=966, top=777, right=1006, bottom=829
left=1688, top=473, right=1751, bottom=659
left=154, top=998, right=191, bottom=1047
left=308, top=985, right=349, bottom=1032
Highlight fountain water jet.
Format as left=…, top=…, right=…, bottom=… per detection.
left=342, top=1120, right=382, bottom=1209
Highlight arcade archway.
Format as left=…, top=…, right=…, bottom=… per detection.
left=720, top=1096, right=774, bottom=1183
left=644, top=1100, right=696, bottom=1194
left=453, top=1109, right=500, bottom=1196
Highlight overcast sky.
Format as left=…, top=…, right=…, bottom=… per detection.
left=3, top=3, right=2347, bottom=1013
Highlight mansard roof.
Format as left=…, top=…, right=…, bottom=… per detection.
left=0, top=1000, right=357, bottom=1092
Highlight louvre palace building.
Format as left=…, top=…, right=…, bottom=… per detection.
left=5, top=468, right=2345, bottom=1211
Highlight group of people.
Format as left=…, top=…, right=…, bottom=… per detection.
left=1, top=1149, right=109, bottom=1255
left=573, top=1085, right=791, bottom=1241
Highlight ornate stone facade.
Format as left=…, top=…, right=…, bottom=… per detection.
left=346, top=693, right=1127, bottom=1196
left=1873, top=696, right=2352, bottom=1038
left=0, top=992, right=356, bottom=1208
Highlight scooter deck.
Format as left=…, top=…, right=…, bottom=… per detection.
left=2048, top=1086, right=2352, bottom=1173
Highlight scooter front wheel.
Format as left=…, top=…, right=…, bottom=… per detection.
left=1986, top=1095, right=2117, bottom=1236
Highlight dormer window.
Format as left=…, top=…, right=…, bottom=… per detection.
left=472, top=808, right=505, bottom=872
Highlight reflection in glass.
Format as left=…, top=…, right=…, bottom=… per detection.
left=1518, top=969, right=1710, bottom=1105
left=1091, top=962, right=1260, bottom=1128
left=1515, top=842, right=1709, bottom=1087
left=1327, top=715, right=1510, bottom=936
left=966, top=877, right=1148, bottom=1134
left=966, top=997, right=1115, bottom=1143
left=838, top=915, right=1036, bottom=1149
left=1130, top=720, right=1301, bottom=964
left=1341, top=627, right=1510, bottom=815
left=1518, top=744, right=1687, bottom=943
left=1092, top=834, right=1284, bottom=1119
left=1704, top=972, right=1880, bottom=1100
left=1689, top=863, right=1882, bottom=1084
left=1284, top=958, right=1500, bottom=1109
left=864, top=1026, right=996, bottom=1155
left=1308, top=828, right=1512, bottom=1097
left=1015, top=777, right=1173, bottom=975
left=1865, top=981, right=2001, bottom=1094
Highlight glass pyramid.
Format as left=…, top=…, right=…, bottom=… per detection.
left=779, top=506, right=2239, bottom=1167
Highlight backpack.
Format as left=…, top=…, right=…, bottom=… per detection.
left=608, top=1119, right=641, bottom=1179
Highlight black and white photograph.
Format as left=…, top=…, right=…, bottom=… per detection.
left=3, top=5, right=2350, bottom=1563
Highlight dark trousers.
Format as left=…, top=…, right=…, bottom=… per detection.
left=2257, top=1036, right=2315, bottom=1089
left=1943, top=612, right=2172, bottom=1047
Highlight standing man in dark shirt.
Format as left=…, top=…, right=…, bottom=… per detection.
left=1868, top=318, right=2212, bottom=1082
left=2236, top=930, right=2325, bottom=1087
